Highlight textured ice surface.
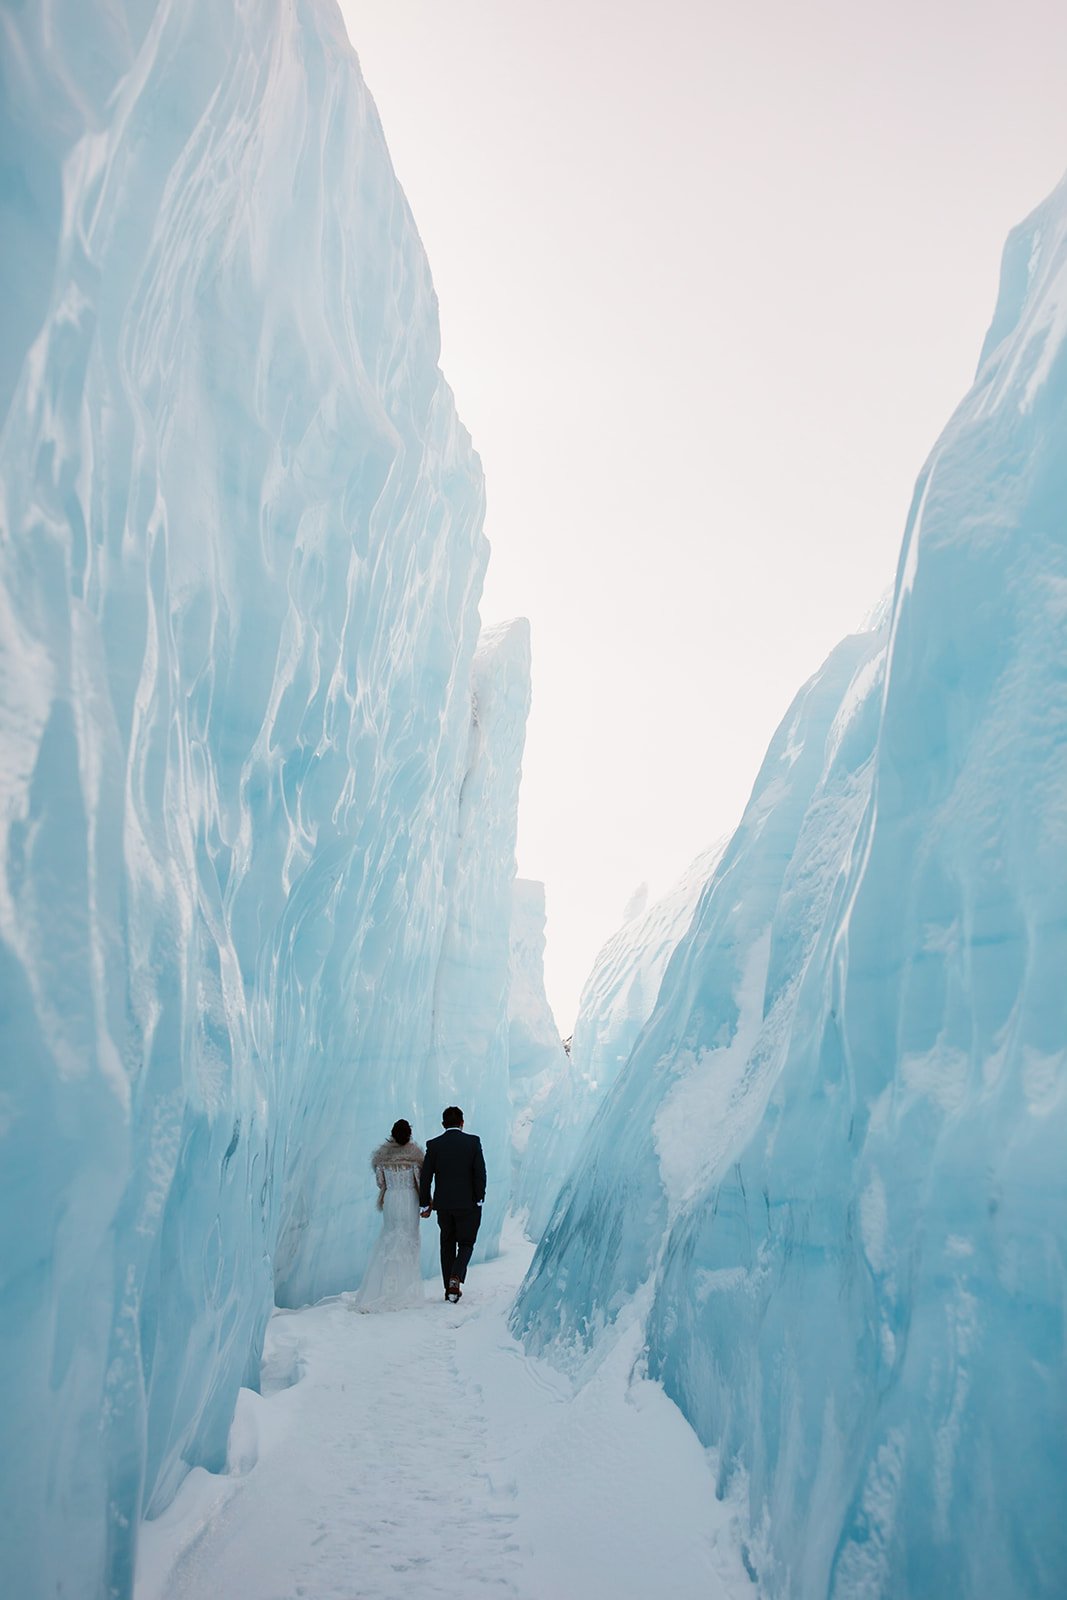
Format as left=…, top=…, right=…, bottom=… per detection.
left=425, top=618, right=531, bottom=1258
left=515, top=179, right=1067, bottom=1597
left=507, top=879, right=570, bottom=1207
left=516, top=619, right=888, bottom=1349
left=517, top=846, right=722, bottom=1239
left=0, top=4, right=526, bottom=1596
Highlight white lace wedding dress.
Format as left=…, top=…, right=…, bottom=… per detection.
left=351, top=1162, right=426, bottom=1312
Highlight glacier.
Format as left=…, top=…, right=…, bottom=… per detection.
left=514, top=179, right=1067, bottom=1597
left=507, top=878, right=571, bottom=1210
left=0, top=3, right=527, bottom=1596
left=516, top=616, right=889, bottom=1350
left=515, top=846, right=723, bottom=1239
left=424, top=616, right=531, bottom=1260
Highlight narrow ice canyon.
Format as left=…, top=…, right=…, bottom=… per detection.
left=0, top=3, right=1064, bottom=1600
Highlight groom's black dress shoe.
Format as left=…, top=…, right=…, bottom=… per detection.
left=446, top=1278, right=462, bottom=1303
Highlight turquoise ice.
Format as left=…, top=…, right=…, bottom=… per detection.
left=0, top=4, right=526, bottom=1596
left=507, top=878, right=572, bottom=1209
left=515, top=180, right=1067, bottom=1596
left=3, top=0, right=1066, bottom=1596
left=516, top=843, right=723, bottom=1240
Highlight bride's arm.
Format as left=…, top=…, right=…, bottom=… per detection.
left=375, top=1166, right=386, bottom=1210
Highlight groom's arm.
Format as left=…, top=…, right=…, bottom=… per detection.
left=472, top=1137, right=486, bottom=1206
left=419, top=1144, right=435, bottom=1210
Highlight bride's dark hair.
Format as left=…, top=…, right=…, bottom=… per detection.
left=390, top=1118, right=412, bottom=1145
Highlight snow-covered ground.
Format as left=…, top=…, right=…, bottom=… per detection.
left=136, top=1222, right=753, bottom=1600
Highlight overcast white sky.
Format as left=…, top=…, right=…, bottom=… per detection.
left=339, top=0, right=1067, bottom=1030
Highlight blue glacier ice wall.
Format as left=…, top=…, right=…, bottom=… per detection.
left=515, top=619, right=888, bottom=1351
left=0, top=3, right=527, bottom=1596
left=570, top=848, right=725, bottom=1102
left=516, top=845, right=722, bottom=1238
left=507, top=878, right=570, bottom=1206
left=426, top=618, right=531, bottom=1260
left=514, top=177, right=1067, bottom=1597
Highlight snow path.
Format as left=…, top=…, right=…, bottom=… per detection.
left=137, top=1224, right=754, bottom=1600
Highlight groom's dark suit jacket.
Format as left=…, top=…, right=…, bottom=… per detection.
left=419, top=1128, right=486, bottom=1211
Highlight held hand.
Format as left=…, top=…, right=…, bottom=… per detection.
left=420, top=1207, right=432, bottom=1219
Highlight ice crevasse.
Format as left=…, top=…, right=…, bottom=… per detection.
left=514, top=179, right=1067, bottom=1596
left=0, top=3, right=529, bottom=1597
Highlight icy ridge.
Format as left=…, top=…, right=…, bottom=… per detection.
left=507, top=879, right=571, bottom=1206
left=426, top=618, right=532, bottom=1260
left=515, top=175, right=1067, bottom=1596
left=514, top=619, right=888, bottom=1359
left=517, top=844, right=723, bottom=1240
left=0, top=4, right=525, bottom=1596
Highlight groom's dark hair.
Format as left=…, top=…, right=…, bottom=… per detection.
left=442, top=1106, right=464, bottom=1128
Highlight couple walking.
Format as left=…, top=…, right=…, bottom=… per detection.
left=352, top=1106, right=486, bottom=1311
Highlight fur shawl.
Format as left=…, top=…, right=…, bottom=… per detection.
left=370, top=1139, right=424, bottom=1171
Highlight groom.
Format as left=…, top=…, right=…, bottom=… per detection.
left=419, top=1106, right=487, bottom=1303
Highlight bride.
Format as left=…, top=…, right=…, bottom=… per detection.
left=350, top=1119, right=426, bottom=1312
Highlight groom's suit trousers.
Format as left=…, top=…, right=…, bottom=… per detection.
left=436, top=1206, right=481, bottom=1288
left=420, top=1129, right=487, bottom=1288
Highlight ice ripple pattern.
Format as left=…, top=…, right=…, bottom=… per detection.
left=0, top=4, right=524, bottom=1597
left=514, top=176, right=1067, bottom=1597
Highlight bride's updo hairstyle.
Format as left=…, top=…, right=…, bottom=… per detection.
left=390, top=1119, right=412, bottom=1145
